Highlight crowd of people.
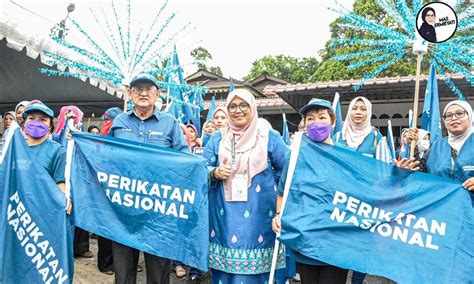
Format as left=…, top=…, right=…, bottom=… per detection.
left=1, top=72, right=473, bottom=284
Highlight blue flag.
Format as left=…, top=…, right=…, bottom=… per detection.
left=165, top=46, right=194, bottom=123
left=282, top=113, right=291, bottom=145
left=70, top=132, right=209, bottom=270
left=0, top=128, right=73, bottom=283
left=206, top=96, right=217, bottom=122
left=229, top=77, right=235, bottom=92
left=422, top=65, right=442, bottom=143
left=332, top=92, right=343, bottom=134
left=280, top=135, right=474, bottom=283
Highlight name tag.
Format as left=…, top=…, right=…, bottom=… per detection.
left=193, top=147, right=204, bottom=156
left=119, top=128, right=133, bottom=132
left=463, top=166, right=474, bottom=172
left=362, top=153, right=374, bottom=158
left=231, top=174, right=248, bottom=202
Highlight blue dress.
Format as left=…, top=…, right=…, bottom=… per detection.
left=203, top=130, right=288, bottom=284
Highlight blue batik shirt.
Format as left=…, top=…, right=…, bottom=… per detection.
left=109, top=108, right=189, bottom=153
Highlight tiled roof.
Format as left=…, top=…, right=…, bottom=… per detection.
left=203, top=96, right=289, bottom=110
left=262, top=74, right=468, bottom=96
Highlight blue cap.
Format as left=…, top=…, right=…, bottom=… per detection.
left=129, top=73, right=160, bottom=88
left=299, top=98, right=334, bottom=116
left=22, top=100, right=54, bottom=119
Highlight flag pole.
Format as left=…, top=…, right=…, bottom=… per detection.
left=409, top=53, right=422, bottom=159
left=409, top=37, right=428, bottom=159
left=269, top=132, right=303, bottom=283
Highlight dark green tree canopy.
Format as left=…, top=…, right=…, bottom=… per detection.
left=190, top=47, right=223, bottom=76
left=243, top=55, right=319, bottom=83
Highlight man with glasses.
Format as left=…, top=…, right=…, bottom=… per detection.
left=109, top=73, right=188, bottom=284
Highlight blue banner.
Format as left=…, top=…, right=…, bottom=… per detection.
left=0, top=129, right=73, bottom=283
left=280, top=135, right=474, bottom=283
left=70, top=132, right=209, bottom=271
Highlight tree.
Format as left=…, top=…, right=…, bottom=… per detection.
left=243, top=55, right=319, bottom=83
left=311, top=0, right=423, bottom=82
left=190, top=47, right=223, bottom=75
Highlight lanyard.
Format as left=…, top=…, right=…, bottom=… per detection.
left=231, top=134, right=236, bottom=170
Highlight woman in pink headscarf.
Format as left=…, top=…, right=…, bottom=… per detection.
left=203, top=89, right=288, bottom=284
left=54, top=106, right=84, bottom=142
left=186, top=124, right=202, bottom=149
left=212, top=107, right=228, bottom=131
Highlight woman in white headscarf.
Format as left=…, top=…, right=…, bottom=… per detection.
left=415, top=100, right=474, bottom=192
left=336, top=96, right=391, bottom=162
left=203, top=88, right=288, bottom=284
left=15, top=100, right=29, bottom=127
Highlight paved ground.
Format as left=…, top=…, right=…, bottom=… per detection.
left=74, top=237, right=395, bottom=284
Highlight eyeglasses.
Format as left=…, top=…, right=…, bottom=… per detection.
left=130, top=86, right=157, bottom=95
left=425, top=13, right=435, bottom=18
left=228, top=103, right=250, bottom=113
left=442, top=110, right=467, bottom=121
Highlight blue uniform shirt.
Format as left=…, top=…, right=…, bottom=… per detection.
left=109, top=108, right=188, bottom=152
left=29, top=139, right=66, bottom=184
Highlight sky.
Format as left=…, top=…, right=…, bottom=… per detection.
left=1, top=0, right=355, bottom=79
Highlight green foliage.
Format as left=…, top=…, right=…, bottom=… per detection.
left=243, top=55, right=319, bottom=83
left=312, top=0, right=422, bottom=82
left=190, top=47, right=224, bottom=75
left=190, top=47, right=213, bottom=70
left=209, top=66, right=223, bottom=76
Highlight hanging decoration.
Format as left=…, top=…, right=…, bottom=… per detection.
left=39, top=0, right=207, bottom=110
left=329, top=0, right=473, bottom=99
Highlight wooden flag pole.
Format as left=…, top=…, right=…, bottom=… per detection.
left=268, top=132, right=303, bottom=284
left=409, top=36, right=428, bottom=159
left=410, top=52, right=423, bottom=159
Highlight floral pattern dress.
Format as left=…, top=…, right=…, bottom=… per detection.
left=203, top=129, right=288, bottom=284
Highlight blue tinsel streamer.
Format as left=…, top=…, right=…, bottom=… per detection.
left=50, top=35, right=119, bottom=74
left=69, top=18, right=121, bottom=72
left=353, top=50, right=405, bottom=91
left=130, top=0, right=170, bottom=69
left=432, top=51, right=474, bottom=86
left=42, top=51, right=123, bottom=84
left=132, top=13, right=176, bottom=70
left=111, top=0, right=128, bottom=62
left=430, top=60, right=465, bottom=100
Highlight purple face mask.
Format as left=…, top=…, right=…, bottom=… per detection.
left=306, top=122, right=333, bottom=142
left=25, top=120, right=49, bottom=139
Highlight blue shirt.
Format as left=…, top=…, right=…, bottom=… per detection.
left=29, top=139, right=66, bottom=184
left=109, top=108, right=188, bottom=152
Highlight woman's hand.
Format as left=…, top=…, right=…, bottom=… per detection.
left=394, top=158, right=420, bottom=171
left=462, top=177, right=474, bottom=192
left=406, top=128, right=419, bottom=143
left=272, top=214, right=281, bottom=234
left=213, top=158, right=232, bottom=180
left=66, top=199, right=72, bottom=215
